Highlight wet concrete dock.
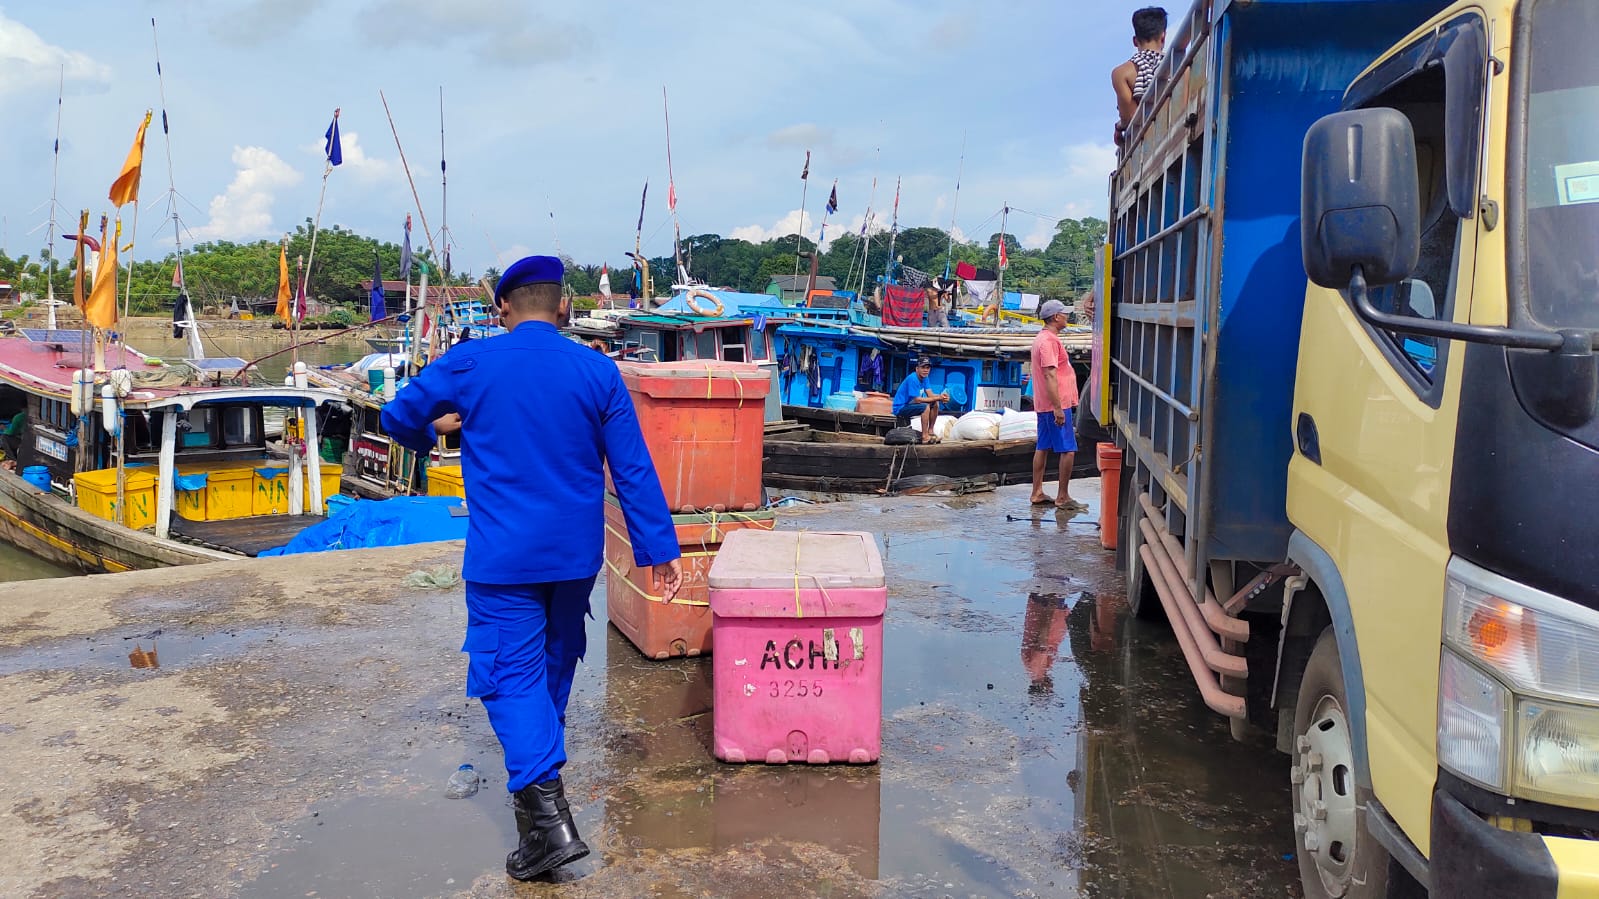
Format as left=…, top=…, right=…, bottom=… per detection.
left=0, top=482, right=1301, bottom=898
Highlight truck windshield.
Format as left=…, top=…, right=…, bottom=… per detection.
left=1523, top=0, right=1599, bottom=329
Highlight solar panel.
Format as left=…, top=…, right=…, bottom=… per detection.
left=20, top=328, right=91, bottom=349
left=186, top=357, right=249, bottom=372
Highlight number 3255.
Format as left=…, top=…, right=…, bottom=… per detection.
left=769, top=680, right=823, bottom=698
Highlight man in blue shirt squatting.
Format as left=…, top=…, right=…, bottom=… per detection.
left=891, top=357, right=950, bottom=444
left=382, top=255, right=683, bottom=881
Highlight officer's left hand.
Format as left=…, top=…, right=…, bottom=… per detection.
left=654, top=560, right=683, bottom=602
left=432, top=413, right=462, bottom=435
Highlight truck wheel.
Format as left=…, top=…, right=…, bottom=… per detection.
left=1122, top=479, right=1162, bottom=621
left=1292, top=628, right=1389, bottom=899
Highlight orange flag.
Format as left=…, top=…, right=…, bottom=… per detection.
left=109, top=111, right=153, bottom=209
left=72, top=210, right=89, bottom=310
left=275, top=241, right=292, bottom=320
left=85, top=218, right=119, bottom=329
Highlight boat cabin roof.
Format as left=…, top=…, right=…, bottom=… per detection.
left=0, top=333, right=344, bottom=410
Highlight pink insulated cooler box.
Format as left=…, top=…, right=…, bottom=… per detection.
left=708, top=529, right=886, bottom=765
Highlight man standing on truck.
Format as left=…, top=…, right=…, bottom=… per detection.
left=1112, top=7, right=1168, bottom=146
left=1030, top=300, right=1085, bottom=512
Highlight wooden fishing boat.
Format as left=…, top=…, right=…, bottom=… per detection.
left=0, top=328, right=346, bottom=572
left=762, top=428, right=1092, bottom=495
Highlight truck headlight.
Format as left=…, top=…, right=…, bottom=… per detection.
left=1441, top=558, right=1599, bottom=809
left=1515, top=700, right=1599, bottom=805
left=1439, top=647, right=1509, bottom=789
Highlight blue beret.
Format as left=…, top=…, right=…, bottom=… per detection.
left=494, top=255, right=564, bottom=304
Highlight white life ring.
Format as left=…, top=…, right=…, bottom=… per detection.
left=685, top=288, right=725, bottom=317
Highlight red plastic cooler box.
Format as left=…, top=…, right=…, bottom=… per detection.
left=603, top=492, right=776, bottom=659
left=708, top=529, right=886, bottom=765
left=614, top=361, right=769, bottom=513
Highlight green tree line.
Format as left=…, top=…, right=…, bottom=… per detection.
left=1, top=215, right=1107, bottom=316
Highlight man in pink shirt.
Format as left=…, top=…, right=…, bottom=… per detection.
left=1029, top=300, right=1086, bottom=512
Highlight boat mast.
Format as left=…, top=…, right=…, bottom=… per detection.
left=662, top=87, right=685, bottom=287
left=883, top=176, right=901, bottom=284
left=994, top=203, right=1009, bottom=325
left=151, top=18, right=202, bottom=360
left=943, top=131, right=966, bottom=280
left=439, top=85, right=450, bottom=294
left=42, top=66, right=64, bottom=330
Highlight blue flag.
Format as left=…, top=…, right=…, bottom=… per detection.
left=369, top=252, right=385, bottom=321
left=399, top=215, right=412, bottom=279
left=324, top=109, right=343, bottom=166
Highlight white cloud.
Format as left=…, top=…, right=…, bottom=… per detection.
left=729, top=209, right=809, bottom=246
left=767, top=123, right=833, bottom=152
left=0, top=10, right=110, bottom=95
left=729, top=207, right=883, bottom=251
left=1062, top=141, right=1117, bottom=185
left=495, top=244, right=533, bottom=269
left=358, top=0, right=588, bottom=65
left=301, top=130, right=402, bottom=185
left=192, top=146, right=302, bottom=242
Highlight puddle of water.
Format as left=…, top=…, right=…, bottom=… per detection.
left=218, top=488, right=1298, bottom=898
left=571, top=494, right=1299, bottom=897
left=238, top=757, right=514, bottom=899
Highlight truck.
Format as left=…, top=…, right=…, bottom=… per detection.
left=1095, top=0, right=1599, bottom=895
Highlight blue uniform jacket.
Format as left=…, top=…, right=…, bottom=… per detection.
left=382, top=321, right=680, bottom=585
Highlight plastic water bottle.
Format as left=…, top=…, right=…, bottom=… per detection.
left=444, top=764, right=479, bottom=799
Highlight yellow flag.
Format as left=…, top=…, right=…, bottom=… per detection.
left=276, top=242, right=292, bottom=320
left=85, top=218, right=119, bottom=330
left=108, top=111, right=153, bottom=209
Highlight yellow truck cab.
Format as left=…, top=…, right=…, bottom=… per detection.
left=1099, top=0, right=1599, bottom=895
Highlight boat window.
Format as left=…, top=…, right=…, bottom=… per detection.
left=751, top=328, right=768, bottom=360
left=221, top=406, right=260, bottom=447
left=180, top=408, right=218, bottom=449
left=722, top=343, right=747, bottom=363
left=696, top=330, right=717, bottom=360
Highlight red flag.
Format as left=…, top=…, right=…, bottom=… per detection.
left=998, top=236, right=1008, bottom=269
left=171, top=258, right=183, bottom=288
left=668, top=181, right=677, bottom=211
left=955, top=260, right=977, bottom=280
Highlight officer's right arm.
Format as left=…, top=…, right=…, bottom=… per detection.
left=380, top=361, right=456, bottom=453
left=598, top=368, right=680, bottom=568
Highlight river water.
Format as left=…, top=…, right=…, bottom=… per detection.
left=0, top=335, right=367, bottom=582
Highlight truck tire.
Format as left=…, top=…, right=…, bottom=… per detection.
left=1122, top=478, right=1162, bottom=621
left=1292, top=628, right=1390, bottom=899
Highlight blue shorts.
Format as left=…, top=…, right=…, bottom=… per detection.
left=896, top=402, right=928, bottom=419
left=1036, top=409, right=1077, bottom=453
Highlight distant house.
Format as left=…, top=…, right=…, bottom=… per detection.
left=0, top=282, right=13, bottom=303
left=765, top=275, right=837, bottom=304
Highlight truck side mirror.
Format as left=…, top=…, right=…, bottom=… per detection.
left=1301, top=108, right=1422, bottom=289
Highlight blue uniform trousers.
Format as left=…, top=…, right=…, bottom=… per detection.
left=463, top=578, right=595, bottom=792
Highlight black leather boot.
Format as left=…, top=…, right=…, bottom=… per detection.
left=505, top=777, right=589, bottom=881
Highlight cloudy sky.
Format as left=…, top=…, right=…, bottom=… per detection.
left=0, top=0, right=1158, bottom=275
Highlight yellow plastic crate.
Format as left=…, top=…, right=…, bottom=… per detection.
left=427, top=465, right=465, bottom=499
left=74, top=468, right=157, bottom=530
left=301, top=468, right=341, bottom=514
left=252, top=466, right=291, bottom=516
left=204, top=467, right=255, bottom=520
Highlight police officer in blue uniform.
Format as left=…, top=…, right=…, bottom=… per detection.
left=382, top=255, right=682, bottom=881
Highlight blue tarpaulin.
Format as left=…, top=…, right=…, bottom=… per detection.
left=260, top=496, right=468, bottom=556
left=173, top=473, right=207, bottom=491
